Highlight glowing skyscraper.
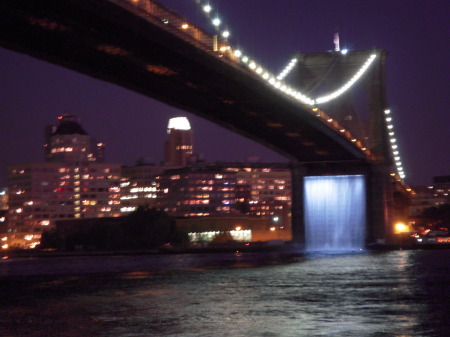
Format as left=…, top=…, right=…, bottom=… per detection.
left=164, top=117, right=193, bottom=166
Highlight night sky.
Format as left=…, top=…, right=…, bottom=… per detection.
left=0, top=0, right=448, bottom=187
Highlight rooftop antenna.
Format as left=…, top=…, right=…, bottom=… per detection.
left=334, top=32, right=340, bottom=51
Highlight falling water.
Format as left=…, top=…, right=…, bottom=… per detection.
left=304, top=175, right=366, bottom=251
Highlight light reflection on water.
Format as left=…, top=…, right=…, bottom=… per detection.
left=0, top=250, right=449, bottom=336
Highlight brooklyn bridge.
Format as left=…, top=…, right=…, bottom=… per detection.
left=0, top=0, right=412, bottom=248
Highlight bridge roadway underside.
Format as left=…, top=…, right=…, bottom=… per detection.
left=0, top=0, right=368, bottom=163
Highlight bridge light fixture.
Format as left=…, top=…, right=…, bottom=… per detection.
left=212, top=17, right=221, bottom=26
left=203, top=4, right=212, bottom=13
left=384, top=109, right=391, bottom=114
left=387, top=125, right=393, bottom=129
left=234, top=50, right=242, bottom=58
left=249, top=61, right=256, bottom=69
left=341, top=49, right=349, bottom=55
left=277, top=58, right=298, bottom=80
left=241, top=56, right=249, bottom=63
left=390, top=138, right=396, bottom=143
left=262, top=72, right=270, bottom=80
left=222, top=30, right=230, bottom=38
left=181, top=24, right=189, bottom=29
left=395, top=222, right=408, bottom=234
left=392, top=145, right=398, bottom=149
left=386, top=117, right=392, bottom=122
left=389, top=132, right=395, bottom=136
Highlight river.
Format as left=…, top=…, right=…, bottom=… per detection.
left=1, top=249, right=449, bottom=336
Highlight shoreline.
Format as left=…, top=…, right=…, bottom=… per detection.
left=2, top=241, right=450, bottom=259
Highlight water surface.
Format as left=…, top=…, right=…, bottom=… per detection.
left=1, top=250, right=449, bottom=336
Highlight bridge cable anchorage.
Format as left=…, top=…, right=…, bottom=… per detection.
left=384, top=109, right=406, bottom=180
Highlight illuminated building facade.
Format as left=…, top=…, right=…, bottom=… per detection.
left=155, top=163, right=291, bottom=230
left=6, top=114, right=121, bottom=248
left=0, top=188, right=7, bottom=211
left=235, top=166, right=291, bottom=229
left=164, top=117, right=193, bottom=166
left=156, top=164, right=237, bottom=217
left=120, top=163, right=170, bottom=214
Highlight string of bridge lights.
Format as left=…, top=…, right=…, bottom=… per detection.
left=194, top=0, right=378, bottom=106
left=385, top=109, right=405, bottom=179
left=193, top=0, right=405, bottom=180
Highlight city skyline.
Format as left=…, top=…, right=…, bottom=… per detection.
left=0, top=0, right=449, bottom=187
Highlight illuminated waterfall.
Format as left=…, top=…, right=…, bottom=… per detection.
left=304, top=175, right=366, bottom=251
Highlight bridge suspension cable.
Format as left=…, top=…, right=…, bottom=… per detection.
left=385, top=109, right=406, bottom=179
left=192, top=1, right=378, bottom=107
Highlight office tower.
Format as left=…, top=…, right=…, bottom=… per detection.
left=164, top=117, right=193, bottom=166
left=45, top=113, right=105, bottom=163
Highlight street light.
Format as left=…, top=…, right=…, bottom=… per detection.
left=395, top=222, right=408, bottom=250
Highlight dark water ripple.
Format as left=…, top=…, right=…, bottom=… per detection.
left=0, top=250, right=449, bottom=336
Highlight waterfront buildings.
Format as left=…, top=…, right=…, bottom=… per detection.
left=3, top=114, right=294, bottom=248
left=155, top=162, right=292, bottom=235
left=6, top=114, right=122, bottom=248
left=410, top=175, right=450, bottom=217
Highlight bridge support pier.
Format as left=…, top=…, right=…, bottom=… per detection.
left=290, top=162, right=306, bottom=248
left=367, top=164, right=394, bottom=245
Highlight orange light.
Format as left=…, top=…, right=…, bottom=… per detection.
left=394, top=222, right=408, bottom=234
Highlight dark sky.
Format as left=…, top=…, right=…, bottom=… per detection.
left=0, top=0, right=448, bottom=187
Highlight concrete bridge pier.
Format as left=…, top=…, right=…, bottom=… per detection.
left=366, top=163, right=394, bottom=245
left=290, top=162, right=307, bottom=249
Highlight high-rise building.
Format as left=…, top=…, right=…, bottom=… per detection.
left=6, top=114, right=121, bottom=248
left=44, top=113, right=105, bottom=163
left=164, top=117, right=193, bottom=166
